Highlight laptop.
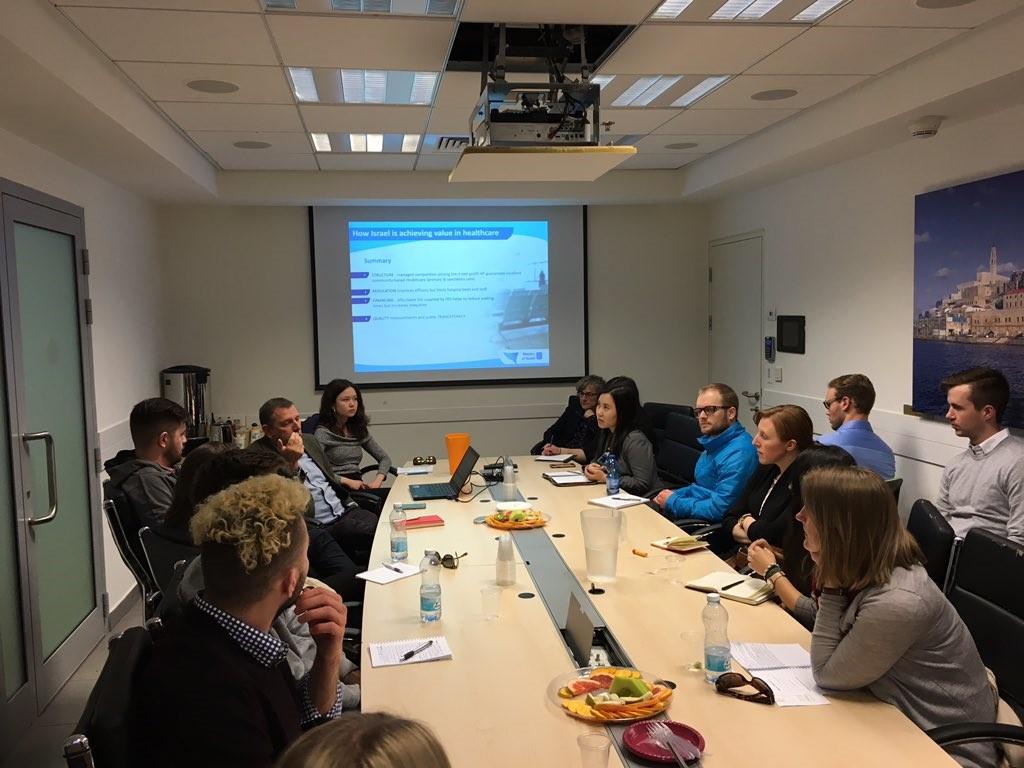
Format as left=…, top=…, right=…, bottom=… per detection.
left=409, top=446, right=480, bottom=501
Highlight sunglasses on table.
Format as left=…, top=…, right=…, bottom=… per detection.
left=714, top=672, right=776, bottom=705
left=440, top=552, right=467, bottom=570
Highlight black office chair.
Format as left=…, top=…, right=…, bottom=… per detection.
left=138, top=526, right=199, bottom=594
left=655, top=411, right=704, bottom=486
left=931, top=529, right=1024, bottom=761
left=102, top=492, right=161, bottom=616
left=907, top=499, right=959, bottom=594
left=301, top=413, right=321, bottom=434
left=63, top=623, right=157, bottom=768
left=642, top=402, right=696, bottom=452
left=885, top=476, right=904, bottom=504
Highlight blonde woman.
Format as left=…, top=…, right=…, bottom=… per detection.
left=276, top=712, right=451, bottom=768
left=800, top=466, right=996, bottom=768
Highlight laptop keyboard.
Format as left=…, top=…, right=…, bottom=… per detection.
left=413, top=483, right=453, bottom=496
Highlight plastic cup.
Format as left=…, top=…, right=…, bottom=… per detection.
left=444, top=433, right=470, bottom=472
left=580, top=508, right=622, bottom=583
left=480, top=586, right=501, bottom=621
left=577, top=733, right=611, bottom=768
left=680, top=628, right=704, bottom=673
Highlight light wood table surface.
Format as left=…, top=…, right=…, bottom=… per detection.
left=361, top=457, right=955, bottom=768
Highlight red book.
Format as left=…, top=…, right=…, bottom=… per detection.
left=404, top=515, right=445, bottom=529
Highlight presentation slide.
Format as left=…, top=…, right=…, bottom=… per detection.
left=311, top=205, right=587, bottom=387
left=349, top=221, right=550, bottom=373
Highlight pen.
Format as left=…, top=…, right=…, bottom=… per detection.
left=382, top=562, right=403, bottom=573
left=401, top=639, right=434, bottom=661
left=719, top=579, right=745, bottom=591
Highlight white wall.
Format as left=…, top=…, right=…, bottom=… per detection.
left=708, top=104, right=1024, bottom=518
left=158, top=202, right=709, bottom=461
left=0, top=124, right=165, bottom=611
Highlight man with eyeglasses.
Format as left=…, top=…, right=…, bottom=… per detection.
left=653, top=383, right=758, bottom=522
left=535, top=374, right=605, bottom=457
left=817, top=373, right=895, bottom=479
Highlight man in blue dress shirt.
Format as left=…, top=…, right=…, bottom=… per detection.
left=817, top=373, right=896, bottom=478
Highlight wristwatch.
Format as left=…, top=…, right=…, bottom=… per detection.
left=821, top=586, right=848, bottom=597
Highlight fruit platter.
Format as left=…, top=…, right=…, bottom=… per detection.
left=484, top=509, right=549, bottom=530
left=548, top=667, right=673, bottom=723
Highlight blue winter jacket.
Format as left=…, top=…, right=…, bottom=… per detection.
left=663, top=421, right=758, bottom=522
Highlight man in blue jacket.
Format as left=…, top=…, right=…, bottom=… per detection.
left=653, top=383, right=758, bottom=522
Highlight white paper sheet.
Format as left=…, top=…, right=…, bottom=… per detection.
left=731, top=642, right=812, bottom=671
left=756, top=668, right=830, bottom=707
left=534, top=454, right=574, bottom=462
left=396, top=466, right=432, bottom=475
left=356, top=562, right=422, bottom=585
left=368, top=636, right=453, bottom=667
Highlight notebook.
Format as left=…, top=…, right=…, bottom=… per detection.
left=404, top=514, right=445, bottom=529
left=356, top=562, right=422, bottom=585
left=534, top=453, right=574, bottom=462
left=543, top=470, right=595, bottom=486
left=651, top=534, right=710, bottom=554
left=684, top=571, right=773, bottom=605
left=368, top=636, right=453, bottom=668
left=589, top=493, right=647, bottom=509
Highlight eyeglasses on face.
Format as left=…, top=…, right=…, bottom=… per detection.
left=440, top=552, right=467, bottom=569
left=823, top=397, right=844, bottom=409
left=578, top=389, right=600, bottom=398
left=714, top=672, right=775, bottom=705
left=693, top=405, right=727, bottom=417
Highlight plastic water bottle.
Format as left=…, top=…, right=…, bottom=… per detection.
left=389, top=504, right=408, bottom=563
left=605, top=454, right=621, bottom=495
left=703, top=593, right=731, bottom=683
left=496, top=532, right=516, bottom=586
left=502, top=455, right=517, bottom=496
left=419, top=550, right=442, bottom=623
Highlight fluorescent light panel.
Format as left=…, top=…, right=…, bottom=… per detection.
left=311, top=133, right=331, bottom=151
left=711, top=0, right=754, bottom=19
left=633, top=75, right=682, bottom=106
left=651, top=0, right=693, bottom=19
left=402, top=134, right=420, bottom=152
left=409, top=72, right=438, bottom=104
left=671, top=75, right=730, bottom=107
left=589, top=75, right=615, bottom=88
left=793, top=0, right=846, bottom=22
left=738, top=0, right=784, bottom=18
left=287, top=67, right=319, bottom=102
left=339, top=69, right=438, bottom=104
left=367, top=133, right=384, bottom=152
left=349, top=134, right=367, bottom=152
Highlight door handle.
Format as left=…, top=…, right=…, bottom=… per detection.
left=741, top=391, right=761, bottom=402
left=23, top=431, right=58, bottom=526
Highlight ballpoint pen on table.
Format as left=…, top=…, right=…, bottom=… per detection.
left=719, top=580, right=745, bottom=591
left=401, top=639, right=434, bottom=661
left=382, top=562, right=402, bottom=573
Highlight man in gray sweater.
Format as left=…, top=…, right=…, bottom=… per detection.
left=937, top=367, right=1024, bottom=545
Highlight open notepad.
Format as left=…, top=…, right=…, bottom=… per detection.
left=730, top=642, right=829, bottom=707
left=534, top=453, right=574, bottom=462
left=357, top=562, right=421, bottom=585
left=368, top=636, right=453, bottom=668
left=542, top=471, right=595, bottom=486
left=588, top=493, right=648, bottom=510
left=684, top=571, right=773, bottom=605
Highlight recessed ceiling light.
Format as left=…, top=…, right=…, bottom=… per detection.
left=671, top=76, right=730, bottom=107
left=186, top=79, right=239, bottom=94
left=311, top=133, right=332, bottom=152
left=350, top=134, right=367, bottom=152
left=409, top=72, right=438, bottom=105
left=651, top=0, right=694, bottom=19
left=264, top=0, right=296, bottom=8
left=233, top=141, right=272, bottom=149
left=915, top=0, right=975, bottom=7
left=711, top=0, right=755, bottom=20
left=287, top=67, right=319, bottom=102
left=792, top=0, right=848, bottom=22
left=751, top=88, right=798, bottom=101
left=613, top=76, right=682, bottom=107
left=738, top=0, right=784, bottom=19
left=339, top=69, right=439, bottom=105
left=402, top=134, right=420, bottom=153
left=665, top=142, right=699, bottom=150
left=589, top=75, right=615, bottom=89
left=367, top=133, right=384, bottom=152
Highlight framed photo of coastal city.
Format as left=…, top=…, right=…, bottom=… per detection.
left=913, top=167, right=1024, bottom=428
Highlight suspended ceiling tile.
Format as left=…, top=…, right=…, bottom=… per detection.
left=61, top=7, right=278, bottom=64
left=693, top=74, right=867, bottom=109
left=618, top=152, right=699, bottom=169
left=188, top=131, right=314, bottom=155
left=159, top=102, right=304, bottom=131
left=599, top=108, right=679, bottom=134
left=460, top=0, right=659, bottom=24
left=267, top=15, right=455, bottom=69
left=217, top=154, right=319, bottom=171
left=821, top=0, right=1024, bottom=28
left=57, top=0, right=260, bottom=9
left=653, top=107, right=798, bottom=133
left=300, top=104, right=430, bottom=132
left=119, top=63, right=293, bottom=104
left=634, top=133, right=745, bottom=152
left=415, top=154, right=459, bottom=170
left=599, top=24, right=804, bottom=75
left=317, top=154, right=418, bottom=171
left=426, top=108, right=474, bottom=136
left=748, top=26, right=960, bottom=75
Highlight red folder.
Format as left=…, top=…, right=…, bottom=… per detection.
left=405, top=515, right=445, bottom=529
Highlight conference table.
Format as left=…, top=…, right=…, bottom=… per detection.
left=361, top=457, right=956, bottom=767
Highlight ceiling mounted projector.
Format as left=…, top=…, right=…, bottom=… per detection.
left=449, top=24, right=635, bottom=183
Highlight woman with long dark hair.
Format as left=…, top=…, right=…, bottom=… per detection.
left=314, top=379, right=392, bottom=504
left=582, top=380, right=657, bottom=495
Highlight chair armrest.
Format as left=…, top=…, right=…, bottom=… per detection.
left=673, top=519, right=721, bottom=537
left=349, top=491, right=382, bottom=514
left=63, top=734, right=93, bottom=768
left=927, top=723, right=1024, bottom=749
